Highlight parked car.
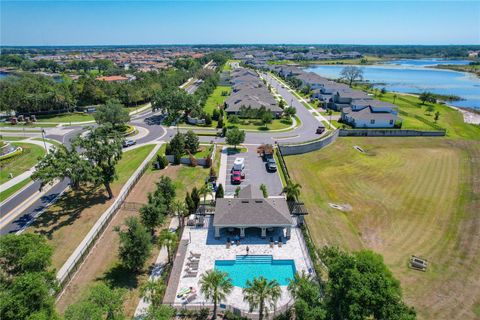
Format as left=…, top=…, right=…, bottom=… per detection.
left=266, top=158, right=277, bottom=172
left=122, top=139, right=136, bottom=148
left=231, top=170, right=243, bottom=184
left=316, top=124, right=326, bottom=134
left=231, top=157, right=245, bottom=172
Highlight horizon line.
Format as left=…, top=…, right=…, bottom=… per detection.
left=2, top=43, right=480, bottom=48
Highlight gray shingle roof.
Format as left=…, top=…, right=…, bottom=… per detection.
left=213, top=186, right=293, bottom=227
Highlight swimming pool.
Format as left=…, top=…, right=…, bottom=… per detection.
left=215, top=255, right=296, bottom=288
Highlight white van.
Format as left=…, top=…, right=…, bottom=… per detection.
left=232, top=157, right=245, bottom=171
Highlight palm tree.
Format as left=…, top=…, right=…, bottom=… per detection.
left=199, top=270, right=233, bottom=320
left=199, top=183, right=214, bottom=206
left=140, top=279, right=166, bottom=308
left=243, top=277, right=281, bottom=320
left=157, top=230, right=178, bottom=264
left=172, top=200, right=188, bottom=229
left=283, top=180, right=302, bottom=202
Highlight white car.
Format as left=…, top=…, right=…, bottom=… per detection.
left=231, top=157, right=245, bottom=172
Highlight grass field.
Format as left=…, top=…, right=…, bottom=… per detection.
left=36, top=113, right=95, bottom=123
left=204, top=85, right=231, bottom=114
left=285, top=137, right=480, bottom=319
left=0, top=122, right=57, bottom=128
left=228, top=117, right=294, bottom=131
left=56, top=164, right=209, bottom=317
left=27, top=144, right=155, bottom=270
left=0, top=142, right=46, bottom=184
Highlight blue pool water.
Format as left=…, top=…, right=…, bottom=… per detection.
left=215, top=255, right=296, bottom=288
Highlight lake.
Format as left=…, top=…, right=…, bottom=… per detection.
left=305, top=59, right=480, bottom=110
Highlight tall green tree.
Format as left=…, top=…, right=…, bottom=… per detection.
left=32, top=144, right=92, bottom=191
left=215, top=184, right=224, bottom=199
left=226, top=127, right=245, bottom=150
left=73, top=127, right=123, bottom=199
left=93, top=99, right=130, bottom=130
left=64, top=282, right=125, bottom=320
left=284, top=106, right=296, bottom=119
left=0, top=234, right=58, bottom=320
left=320, top=247, right=416, bottom=320
left=185, top=191, right=196, bottom=214
left=116, top=217, right=152, bottom=272
left=152, top=88, right=198, bottom=124
left=140, top=279, right=166, bottom=308
left=283, top=180, right=302, bottom=202
left=172, top=200, right=188, bottom=229
left=158, top=230, right=178, bottom=264
left=191, top=187, right=200, bottom=209
left=243, top=277, right=281, bottom=320
left=261, top=111, right=273, bottom=128
left=340, top=66, right=364, bottom=87
left=153, top=176, right=176, bottom=211
left=139, top=203, right=166, bottom=236
left=143, top=305, right=176, bottom=320
left=288, top=272, right=326, bottom=320
left=184, top=130, right=200, bottom=154
left=87, top=283, right=125, bottom=320
left=199, top=270, right=233, bottom=320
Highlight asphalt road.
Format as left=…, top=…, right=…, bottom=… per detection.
left=224, top=147, right=283, bottom=197
left=0, top=76, right=325, bottom=235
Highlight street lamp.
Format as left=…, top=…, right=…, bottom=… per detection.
left=41, top=128, right=48, bottom=154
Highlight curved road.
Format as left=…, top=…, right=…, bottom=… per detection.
left=0, top=74, right=328, bottom=234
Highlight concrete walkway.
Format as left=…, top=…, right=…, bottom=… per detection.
left=218, top=146, right=228, bottom=194
left=134, top=217, right=180, bottom=318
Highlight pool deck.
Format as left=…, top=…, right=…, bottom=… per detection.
left=170, top=216, right=312, bottom=313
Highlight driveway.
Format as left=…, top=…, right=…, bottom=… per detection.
left=224, top=146, right=283, bottom=197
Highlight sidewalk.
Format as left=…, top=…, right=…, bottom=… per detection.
left=133, top=217, right=180, bottom=318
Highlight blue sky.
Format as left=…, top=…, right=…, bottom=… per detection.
left=1, top=1, right=479, bottom=46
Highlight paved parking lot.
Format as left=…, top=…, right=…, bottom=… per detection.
left=224, top=147, right=284, bottom=197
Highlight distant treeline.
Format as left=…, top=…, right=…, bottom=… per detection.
left=2, top=45, right=479, bottom=57
left=0, top=52, right=231, bottom=114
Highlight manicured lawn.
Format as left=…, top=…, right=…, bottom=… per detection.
left=0, top=142, right=46, bottom=184
left=1, top=136, right=28, bottom=141
left=193, top=145, right=214, bottom=158
left=228, top=117, right=294, bottom=131
left=0, top=122, right=57, bottom=128
left=36, top=113, right=94, bottom=123
left=27, top=144, right=155, bottom=270
left=285, top=137, right=480, bottom=319
left=204, top=85, right=231, bottom=114
left=0, top=177, right=31, bottom=202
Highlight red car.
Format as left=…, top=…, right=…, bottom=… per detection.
left=231, top=170, right=245, bottom=184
